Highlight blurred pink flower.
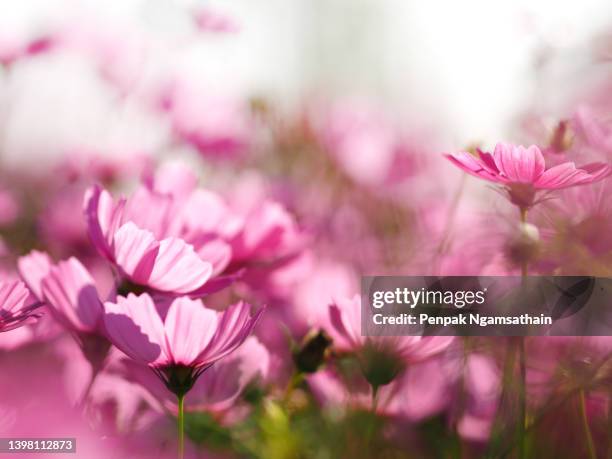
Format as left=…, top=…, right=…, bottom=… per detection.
left=327, top=295, right=453, bottom=361
left=0, top=280, right=42, bottom=332
left=229, top=199, right=304, bottom=265
left=84, top=184, right=215, bottom=295
left=311, top=99, right=421, bottom=187
left=0, top=190, right=19, bottom=227
left=223, top=173, right=306, bottom=276
left=54, top=23, right=147, bottom=94
left=41, top=257, right=106, bottom=335
left=0, top=34, right=54, bottom=67
left=160, top=82, right=252, bottom=160
left=446, top=143, right=611, bottom=208
left=286, top=257, right=357, bottom=335
left=103, top=293, right=263, bottom=395
left=455, top=354, right=500, bottom=442
left=18, top=250, right=52, bottom=301
left=308, top=357, right=450, bottom=421
left=572, top=106, right=612, bottom=156
left=192, top=8, right=241, bottom=33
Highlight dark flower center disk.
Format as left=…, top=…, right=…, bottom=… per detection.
left=156, top=363, right=213, bottom=397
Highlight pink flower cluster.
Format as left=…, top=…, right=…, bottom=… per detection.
left=2, top=7, right=612, bottom=459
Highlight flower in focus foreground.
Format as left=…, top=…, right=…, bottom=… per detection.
left=0, top=280, right=42, bottom=332
left=102, top=292, right=263, bottom=458
left=103, top=293, right=263, bottom=396
left=446, top=143, right=611, bottom=208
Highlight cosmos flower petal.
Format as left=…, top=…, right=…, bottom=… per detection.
left=196, top=301, right=263, bottom=365
left=163, top=297, right=218, bottom=366
left=103, top=293, right=165, bottom=365
left=17, top=250, right=52, bottom=301
left=147, top=237, right=213, bottom=294
left=84, top=185, right=126, bottom=261
left=41, top=257, right=104, bottom=333
left=113, top=222, right=159, bottom=285
left=0, top=280, right=40, bottom=332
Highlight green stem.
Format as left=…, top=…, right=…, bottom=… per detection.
left=178, top=394, right=185, bottom=459
left=365, top=384, right=380, bottom=455
left=579, top=389, right=597, bottom=459
left=283, top=371, right=303, bottom=403
left=515, top=207, right=528, bottom=458
left=371, top=384, right=379, bottom=412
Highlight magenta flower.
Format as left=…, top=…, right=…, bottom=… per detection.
left=160, top=82, right=252, bottom=160
left=84, top=184, right=215, bottom=295
left=325, top=295, right=453, bottom=396
left=0, top=34, right=54, bottom=68
left=118, top=336, right=269, bottom=420
left=103, top=293, right=263, bottom=396
left=41, top=257, right=105, bottom=335
left=37, top=256, right=112, bottom=375
left=0, top=189, right=19, bottom=227
left=0, top=280, right=42, bottom=332
left=308, top=358, right=450, bottom=420
left=446, top=143, right=611, bottom=208
left=102, top=292, right=263, bottom=458
left=17, top=250, right=52, bottom=301
left=572, top=106, right=612, bottom=155
left=192, top=8, right=241, bottom=33
left=85, top=163, right=304, bottom=296
left=328, top=295, right=453, bottom=361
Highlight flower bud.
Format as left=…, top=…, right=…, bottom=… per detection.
left=548, top=120, right=573, bottom=153
left=293, top=329, right=332, bottom=374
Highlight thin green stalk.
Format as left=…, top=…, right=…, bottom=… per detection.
left=365, top=384, right=380, bottom=455
left=283, top=371, right=303, bottom=403
left=178, top=394, right=185, bottom=459
left=371, top=384, right=379, bottom=412
left=579, top=389, right=597, bottom=459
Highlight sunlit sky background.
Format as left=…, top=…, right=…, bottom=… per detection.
left=1, top=0, right=612, bottom=163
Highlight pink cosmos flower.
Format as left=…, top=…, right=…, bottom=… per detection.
left=103, top=293, right=263, bottom=396
left=310, top=99, right=420, bottom=187
left=327, top=295, right=453, bottom=361
left=17, top=250, right=53, bottom=301
left=0, top=280, right=42, bottom=332
left=446, top=143, right=611, bottom=208
left=572, top=106, right=612, bottom=156
left=41, top=257, right=106, bottom=335
left=85, top=163, right=303, bottom=295
left=160, top=82, right=252, bottom=160
left=308, top=357, right=450, bottom=420
left=117, top=336, right=269, bottom=421
left=0, top=190, right=19, bottom=227
left=223, top=171, right=306, bottom=270
left=33, top=256, right=112, bottom=371
left=84, top=184, right=216, bottom=295
left=192, top=8, right=241, bottom=33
